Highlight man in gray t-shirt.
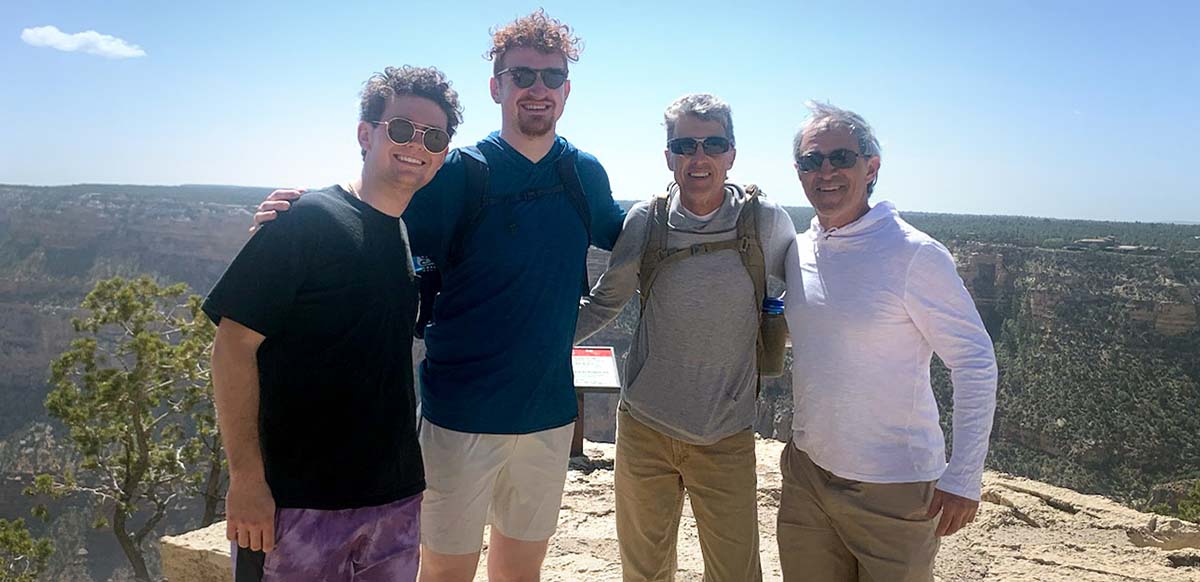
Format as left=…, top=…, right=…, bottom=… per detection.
left=575, top=94, right=794, bottom=582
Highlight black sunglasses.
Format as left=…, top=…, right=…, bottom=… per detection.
left=496, top=66, right=569, bottom=90
left=370, top=117, right=451, bottom=154
left=667, top=136, right=732, bottom=156
left=796, top=149, right=867, bottom=172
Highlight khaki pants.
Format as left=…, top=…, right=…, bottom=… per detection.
left=776, top=442, right=939, bottom=582
left=614, top=408, right=762, bottom=582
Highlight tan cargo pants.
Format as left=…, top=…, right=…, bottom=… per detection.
left=614, top=408, right=762, bottom=582
left=776, top=442, right=940, bottom=582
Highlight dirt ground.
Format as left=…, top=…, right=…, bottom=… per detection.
left=476, top=439, right=1200, bottom=582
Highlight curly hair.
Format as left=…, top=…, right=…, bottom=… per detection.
left=487, top=9, right=581, bottom=75
left=360, top=65, right=463, bottom=138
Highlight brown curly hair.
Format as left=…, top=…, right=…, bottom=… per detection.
left=360, top=65, right=464, bottom=138
left=487, top=9, right=582, bottom=75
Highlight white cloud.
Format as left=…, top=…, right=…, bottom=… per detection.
left=20, top=25, right=146, bottom=59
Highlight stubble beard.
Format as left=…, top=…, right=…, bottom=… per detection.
left=517, top=114, right=555, bottom=138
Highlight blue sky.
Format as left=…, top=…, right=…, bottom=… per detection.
left=1, top=0, right=1197, bottom=222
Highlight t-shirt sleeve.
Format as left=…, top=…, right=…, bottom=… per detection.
left=576, top=153, right=625, bottom=252
left=201, top=208, right=313, bottom=338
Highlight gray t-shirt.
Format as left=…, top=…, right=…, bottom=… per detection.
left=575, top=184, right=795, bottom=445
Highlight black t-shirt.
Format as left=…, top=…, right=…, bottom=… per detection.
left=203, top=186, right=423, bottom=510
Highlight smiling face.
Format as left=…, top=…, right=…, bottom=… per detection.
left=796, top=123, right=880, bottom=229
left=490, top=47, right=571, bottom=138
left=358, top=94, right=449, bottom=194
left=665, top=115, right=736, bottom=203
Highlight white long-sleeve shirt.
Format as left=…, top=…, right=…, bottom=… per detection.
left=784, top=201, right=997, bottom=500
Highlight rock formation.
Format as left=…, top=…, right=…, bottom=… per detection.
left=161, top=439, right=1200, bottom=581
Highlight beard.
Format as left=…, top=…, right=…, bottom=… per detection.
left=517, top=111, right=556, bottom=138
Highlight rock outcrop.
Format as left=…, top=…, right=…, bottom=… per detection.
left=161, top=439, right=1200, bottom=582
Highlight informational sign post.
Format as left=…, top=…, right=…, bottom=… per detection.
left=572, top=346, right=621, bottom=391
left=571, top=346, right=621, bottom=457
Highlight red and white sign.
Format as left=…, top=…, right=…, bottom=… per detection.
left=571, top=346, right=621, bottom=389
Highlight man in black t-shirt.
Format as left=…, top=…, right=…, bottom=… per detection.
left=204, top=66, right=462, bottom=582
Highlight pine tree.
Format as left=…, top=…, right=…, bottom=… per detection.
left=27, top=277, right=224, bottom=582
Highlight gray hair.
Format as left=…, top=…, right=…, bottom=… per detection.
left=793, top=101, right=881, bottom=193
left=664, top=93, right=735, bottom=144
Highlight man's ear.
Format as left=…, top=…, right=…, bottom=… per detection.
left=664, top=149, right=676, bottom=171
left=358, top=121, right=372, bottom=153
left=866, top=155, right=881, bottom=185
left=726, top=147, right=736, bottom=171
left=490, top=76, right=501, bottom=103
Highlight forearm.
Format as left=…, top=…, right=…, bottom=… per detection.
left=211, top=335, right=265, bottom=481
left=575, top=210, right=647, bottom=343
left=576, top=293, right=628, bottom=343
left=576, top=260, right=638, bottom=342
left=939, top=358, right=998, bottom=499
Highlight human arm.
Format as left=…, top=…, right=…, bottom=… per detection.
left=211, top=319, right=276, bottom=552
left=764, top=203, right=798, bottom=282
left=576, top=152, right=625, bottom=252
left=925, top=488, right=979, bottom=536
left=904, top=242, right=998, bottom=533
left=575, top=204, right=650, bottom=343
left=204, top=202, right=312, bottom=550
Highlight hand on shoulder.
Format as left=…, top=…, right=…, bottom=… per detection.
left=250, top=188, right=305, bottom=233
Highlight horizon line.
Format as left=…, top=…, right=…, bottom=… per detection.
left=3, top=182, right=1198, bottom=227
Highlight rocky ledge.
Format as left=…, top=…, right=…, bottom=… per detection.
left=162, top=439, right=1200, bottom=581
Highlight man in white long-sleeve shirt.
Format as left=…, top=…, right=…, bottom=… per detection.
left=779, top=101, right=997, bottom=582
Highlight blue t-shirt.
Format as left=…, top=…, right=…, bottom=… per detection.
left=403, top=132, right=625, bottom=434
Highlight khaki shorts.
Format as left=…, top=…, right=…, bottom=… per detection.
left=418, top=420, right=574, bottom=555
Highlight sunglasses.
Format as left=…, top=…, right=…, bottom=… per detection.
left=496, top=66, right=569, bottom=90
left=796, top=149, right=867, bottom=172
left=667, top=136, right=733, bottom=156
left=369, top=117, right=451, bottom=154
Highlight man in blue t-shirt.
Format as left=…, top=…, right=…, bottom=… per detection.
left=254, top=10, right=624, bottom=582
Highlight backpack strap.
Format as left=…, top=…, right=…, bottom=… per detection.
left=636, top=184, right=770, bottom=394
left=446, top=146, right=489, bottom=269
left=637, top=193, right=672, bottom=312
left=736, top=187, right=767, bottom=396
left=555, top=152, right=593, bottom=295
left=556, top=152, right=591, bottom=245
left=737, top=186, right=767, bottom=313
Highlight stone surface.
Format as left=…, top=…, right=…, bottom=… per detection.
left=160, top=522, right=230, bottom=582
left=161, top=439, right=1200, bottom=581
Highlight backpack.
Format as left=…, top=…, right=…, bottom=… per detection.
left=413, top=145, right=593, bottom=338
left=636, top=184, right=769, bottom=392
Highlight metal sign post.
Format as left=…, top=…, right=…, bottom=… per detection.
left=571, top=346, right=621, bottom=457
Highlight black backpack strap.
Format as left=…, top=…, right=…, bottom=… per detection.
left=555, top=151, right=593, bottom=295
left=556, top=151, right=591, bottom=244
left=446, top=146, right=489, bottom=269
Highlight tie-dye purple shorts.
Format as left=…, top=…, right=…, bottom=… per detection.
left=233, top=493, right=421, bottom=582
